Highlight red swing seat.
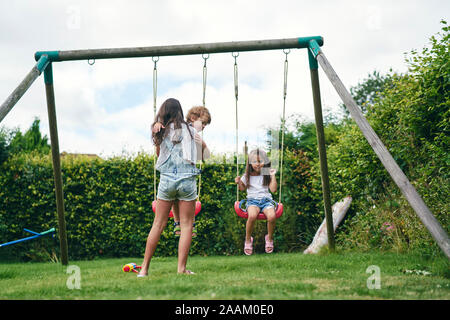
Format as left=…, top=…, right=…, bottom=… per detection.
left=152, top=200, right=201, bottom=218
left=234, top=200, right=283, bottom=220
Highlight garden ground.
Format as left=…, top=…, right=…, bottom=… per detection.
left=1, top=251, right=449, bottom=300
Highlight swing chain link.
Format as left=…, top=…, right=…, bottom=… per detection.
left=283, top=49, right=290, bottom=99
left=279, top=49, right=289, bottom=203
left=152, top=56, right=159, bottom=116
left=202, top=54, right=209, bottom=107
left=232, top=52, right=240, bottom=201
left=198, top=53, right=210, bottom=201
left=232, top=52, right=239, bottom=100
left=152, top=56, right=159, bottom=201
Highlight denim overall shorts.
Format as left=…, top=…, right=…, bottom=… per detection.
left=156, top=138, right=200, bottom=201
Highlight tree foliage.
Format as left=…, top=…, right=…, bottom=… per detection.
left=328, top=21, right=449, bottom=255
left=8, top=118, right=51, bottom=155
left=267, top=21, right=449, bottom=256
left=340, top=70, right=395, bottom=115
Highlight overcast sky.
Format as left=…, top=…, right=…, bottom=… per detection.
left=0, top=0, right=448, bottom=159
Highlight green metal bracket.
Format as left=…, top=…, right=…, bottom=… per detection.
left=36, top=55, right=50, bottom=73
left=308, top=39, right=322, bottom=70
left=298, top=36, right=323, bottom=48
left=44, top=62, right=53, bottom=84
left=35, top=51, right=60, bottom=62
left=308, top=49, right=318, bottom=70
left=309, top=39, right=322, bottom=58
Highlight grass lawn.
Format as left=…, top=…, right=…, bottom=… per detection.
left=0, top=251, right=449, bottom=300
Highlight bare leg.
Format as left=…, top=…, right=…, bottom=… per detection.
left=138, top=199, right=172, bottom=276
left=177, top=200, right=195, bottom=274
left=246, top=206, right=260, bottom=242
left=173, top=200, right=196, bottom=237
left=243, top=206, right=260, bottom=255
left=172, top=200, right=179, bottom=222
left=172, top=201, right=181, bottom=236
left=263, top=207, right=276, bottom=241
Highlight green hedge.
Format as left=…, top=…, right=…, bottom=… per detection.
left=0, top=150, right=321, bottom=261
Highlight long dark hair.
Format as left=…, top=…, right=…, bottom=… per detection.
left=244, top=148, right=271, bottom=188
left=152, top=98, right=192, bottom=146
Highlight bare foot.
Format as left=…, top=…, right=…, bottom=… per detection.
left=178, top=270, right=196, bottom=275
left=137, top=271, right=148, bottom=278
left=244, top=237, right=253, bottom=256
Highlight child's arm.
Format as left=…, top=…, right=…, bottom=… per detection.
left=152, top=122, right=164, bottom=133
left=269, top=169, right=278, bottom=193
left=194, top=133, right=211, bottom=160
left=235, top=176, right=247, bottom=191
left=201, top=140, right=211, bottom=160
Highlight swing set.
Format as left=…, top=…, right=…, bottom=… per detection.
left=1, top=37, right=448, bottom=264
left=232, top=50, right=288, bottom=220
left=148, top=49, right=287, bottom=221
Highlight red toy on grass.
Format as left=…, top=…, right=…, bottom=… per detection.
left=122, top=263, right=142, bottom=273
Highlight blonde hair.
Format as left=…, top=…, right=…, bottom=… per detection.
left=186, top=106, right=211, bottom=125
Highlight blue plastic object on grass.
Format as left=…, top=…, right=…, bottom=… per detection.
left=0, top=228, right=55, bottom=247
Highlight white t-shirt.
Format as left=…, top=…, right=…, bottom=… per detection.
left=240, top=174, right=272, bottom=200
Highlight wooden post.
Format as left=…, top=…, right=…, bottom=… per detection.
left=44, top=63, right=69, bottom=265
left=311, top=43, right=450, bottom=259
left=309, top=51, right=335, bottom=251
left=0, top=55, right=49, bottom=123
left=304, top=196, right=352, bottom=254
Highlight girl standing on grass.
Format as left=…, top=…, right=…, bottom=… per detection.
left=138, top=98, right=206, bottom=277
left=235, top=148, right=278, bottom=255
left=152, top=106, right=212, bottom=238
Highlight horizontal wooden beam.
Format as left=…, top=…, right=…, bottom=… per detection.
left=35, top=36, right=324, bottom=62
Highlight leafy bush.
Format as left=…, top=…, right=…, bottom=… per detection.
left=0, top=129, right=9, bottom=165
left=328, top=21, right=449, bottom=255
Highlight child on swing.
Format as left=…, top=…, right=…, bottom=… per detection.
left=138, top=98, right=208, bottom=276
left=235, top=148, right=278, bottom=255
left=152, top=106, right=211, bottom=238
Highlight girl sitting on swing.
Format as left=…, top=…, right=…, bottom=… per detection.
left=234, top=148, right=278, bottom=255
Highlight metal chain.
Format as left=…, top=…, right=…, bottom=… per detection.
left=232, top=52, right=239, bottom=201
left=202, top=53, right=209, bottom=107
left=279, top=49, right=289, bottom=203
left=152, top=56, right=159, bottom=116
left=152, top=56, right=159, bottom=201
left=198, top=53, right=209, bottom=201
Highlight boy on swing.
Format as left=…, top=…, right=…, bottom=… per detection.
left=152, top=106, right=212, bottom=237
